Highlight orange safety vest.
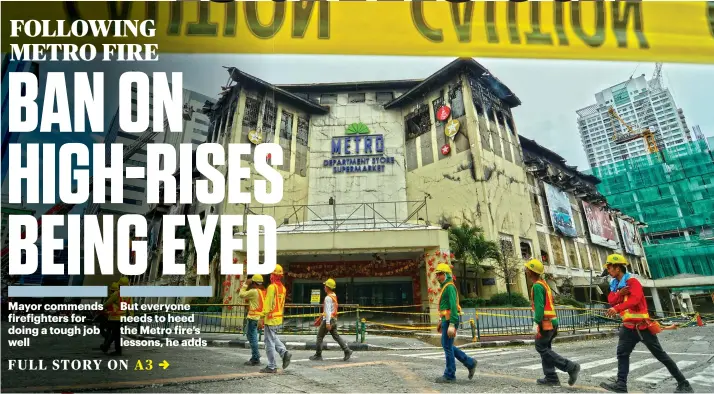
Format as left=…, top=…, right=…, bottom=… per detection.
left=437, top=282, right=462, bottom=321
left=108, top=296, right=131, bottom=318
left=247, top=289, right=267, bottom=319
left=621, top=294, right=650, bottom=325
left=267, top=283, right=286, bottom=320
left=531, top=280, right=557, bottom=320
left=323, top=293, right=338, bottom=318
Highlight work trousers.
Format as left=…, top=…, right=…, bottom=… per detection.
left=245, top=319, right=260, bottom=362
left=264, top=325, right=287, bottom=370
left=315, top=318, right=350, bottom=356
left=102, top=320, right=122, bottom=354
left=535, top=327, right=577, bottom=381
left=441, top=321, right=476, bottom=380
left=616, top=326, right=686, bottom=385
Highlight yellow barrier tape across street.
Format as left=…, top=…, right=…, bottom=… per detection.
left=1, top=1, right=713, bottom=64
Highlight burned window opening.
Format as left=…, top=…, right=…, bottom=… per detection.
left=262, top=100, right=277, bottom=141
left=520, top=241, right=533, bottom=260
left=506, top=116, right=516, bottom=135
left=468, top=76, right=505, bottom=117
left=449, top=84, right=466, bottom=119
left=432, top=94, right=445, bottom=125
left=376, top=92, right=394, bottom=104
left=297, top=116, right=310, bottom=146
left=405, top=105, right=431, bottom=141
left=320, top=94, right=337, bottom=104
left=280, top=110, right=294, bottom=141
left=224, top=96, right=239, bottom=137
left=242, top=97, right=260, bottom=128
left=487, top=110, right=496, bottom=123
left=348, top=92, right=366, bottom=103
left=496, top=111, right=505, bottom=126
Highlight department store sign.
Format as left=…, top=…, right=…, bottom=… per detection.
left=323, top=123, right=396, bottom=174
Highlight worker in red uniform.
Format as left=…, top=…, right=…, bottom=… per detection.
left=600, top=254, right=693, bottom=393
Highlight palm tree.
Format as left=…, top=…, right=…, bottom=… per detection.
left=448, top=223, right=501, bottom=296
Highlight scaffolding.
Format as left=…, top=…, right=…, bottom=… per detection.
left=591, top=139, right=714, bottom=279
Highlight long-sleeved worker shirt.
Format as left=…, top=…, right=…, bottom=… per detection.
left=260, top=283, right=284, bottom=326
left=438, top=277, right=460, bottom=326
left=238, top=283, right=261, bottom=320
left=324, top=296, right=334, bottom=325
left=532, top=283, right=558, bottom=326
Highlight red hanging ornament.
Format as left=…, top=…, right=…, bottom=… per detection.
left=233, top=257, right=238, bottom=263
left=436, top=106, right=451, bottom=121
left=441, top=144, right=451, bottom=156
left=267, top=153, right=272, bottom=161
left=227, top=306, right=233, bottom=310
left=450, top=253, right=455, bottom=259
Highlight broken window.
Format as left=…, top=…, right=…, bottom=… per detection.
left=224, top=96, right=239, bottom=137
left=242, top=97, right=260, bottom=128
left=280, top=110, right=293, bottom=141
left=449, top=85, right=466, bottom=118
left=348, top=92, right=365, bottom=103
left=320, top=93, right=337, bottom=104
left=262, top=100, right=277, bottom=142
left=520, top=240, right=533, bottom=260
left=432, top=94, right=445, bottom=125
left=297, top=116, right=310, bottom=147
left=376, top=92, right=394, bottom=104
left=499, top=234, right=515, bottom=257
left=405, top=104, right=431, bottom=141
left=505, top=114, right=516, bottom=135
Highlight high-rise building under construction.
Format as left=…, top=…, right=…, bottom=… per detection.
left=577, top=68, right=691, bottom=168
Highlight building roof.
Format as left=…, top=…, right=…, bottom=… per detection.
left=383, top=58, right=521, bottom=110
left=519, top=135, right=601, bottom=184
left=276, top=79, right=422, bottom=93
left=224, top=67, right=329, bottom=115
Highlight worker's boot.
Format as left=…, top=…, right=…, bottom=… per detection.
left=568, top=363, right=581, bottom=386
left=259, top=367, right=277, bottom=374
left=343, top=349, right=353, bottom=361
left=468, top=359, right=478, bottom=380
left=674, top=381, right=694, bottom=393
left=600, top=381, right=628, bottom=393
left=434, top=376, right=455, bottom=383
left=244, top=359, right=260, bottom=366
left=537, top=378, right=561, bottom=386
left=309, top=354, right=323, bottom=361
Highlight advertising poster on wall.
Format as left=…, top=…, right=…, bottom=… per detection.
left=543, top=183, right=577, bottom=238
left=618, top=218, right=643, bottom=256
left=582, top=201, right=619, bottom=249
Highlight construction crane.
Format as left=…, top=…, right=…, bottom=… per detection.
left=607, top=106, right=660, bottom=154
left=0, top=105, right=197, bottom=264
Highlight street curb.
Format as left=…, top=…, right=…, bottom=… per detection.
left=126, top=329, right=619, bottom=352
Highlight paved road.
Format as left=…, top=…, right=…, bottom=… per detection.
left=3, top=324, right=713, bottom=392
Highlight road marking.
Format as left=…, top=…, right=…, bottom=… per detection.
left=635, top=360, right=697, bottom=384
left=491, top=357, right=543, bottom=367
left=689, top=364, right=714, bottom=387
left=633, top=350, right=713, bottom=357
left=293, top=357, right=350, bottom=363
left=592, top=358, right=659, bottom=378
left=473, top=371, right=607, bottom=392
left=520, top=356, right=583, bottom=370
left=388, top=348, right=509, bottom=358
left=313, top=361, right=386, bottom=370
left=420, top=349, right=525, bottom=360
left=4, top=371, right=266, bottom=393
left=557, top=357, right=617, bottom=374
left=689, top=336, right=705, bottom=341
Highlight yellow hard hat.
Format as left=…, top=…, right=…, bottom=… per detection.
left=119, top=276, right=129, bottom=286
left=110, top=282, right=119, bottom=291
left=251, top=274, right=264, bottom=283
left=273, top=264, right=284, bottom=275
left=605, top=253, right=628, bottom=266
left=324, top=278, right=336, bottom=289
left=524, top=259, right=544, bottom=275
left=435, top=263, right=452, bottom=274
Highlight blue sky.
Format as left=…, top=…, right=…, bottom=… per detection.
left=3, top=55, right=713, bottom=218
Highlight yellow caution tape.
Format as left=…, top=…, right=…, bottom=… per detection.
left=365, top=321, right=437, bottom=331
left=1, top=1, right=713, bottom=64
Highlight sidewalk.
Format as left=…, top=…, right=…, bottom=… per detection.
left=126, top=327, right=620, bottom=351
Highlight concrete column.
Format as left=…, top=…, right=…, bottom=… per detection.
left=683, top=293, right=695, bottom=312
left=650, top=287, right=664, bottom=317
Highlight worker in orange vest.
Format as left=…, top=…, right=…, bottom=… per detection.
left=239, top=274, right=266, bottom=366
left=524, top=259, right=580, bottom=387
left=259, top=264, right=292, bottom=373
left=309, top=278, right=353, bottom=362
left=435, top=263, right=476, bottom=383
left=601, top=254, right=693, bottom=393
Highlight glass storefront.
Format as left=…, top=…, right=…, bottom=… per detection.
left=292, top=279, right=414, bottom=307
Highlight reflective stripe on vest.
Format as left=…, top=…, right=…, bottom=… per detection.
left=621, top=294, right=650, bottom=322
left=324, top=293, right=338, bottom=318
left=438, top=282, right=462, bottom=321
left=247, top=289, right=266, bottom=319
left=531, top=280, right=557, bottom=319
left=267, top=283, right=286, bottom=320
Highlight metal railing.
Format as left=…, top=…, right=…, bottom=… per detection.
left=243, top=199, right=431, bottom=232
